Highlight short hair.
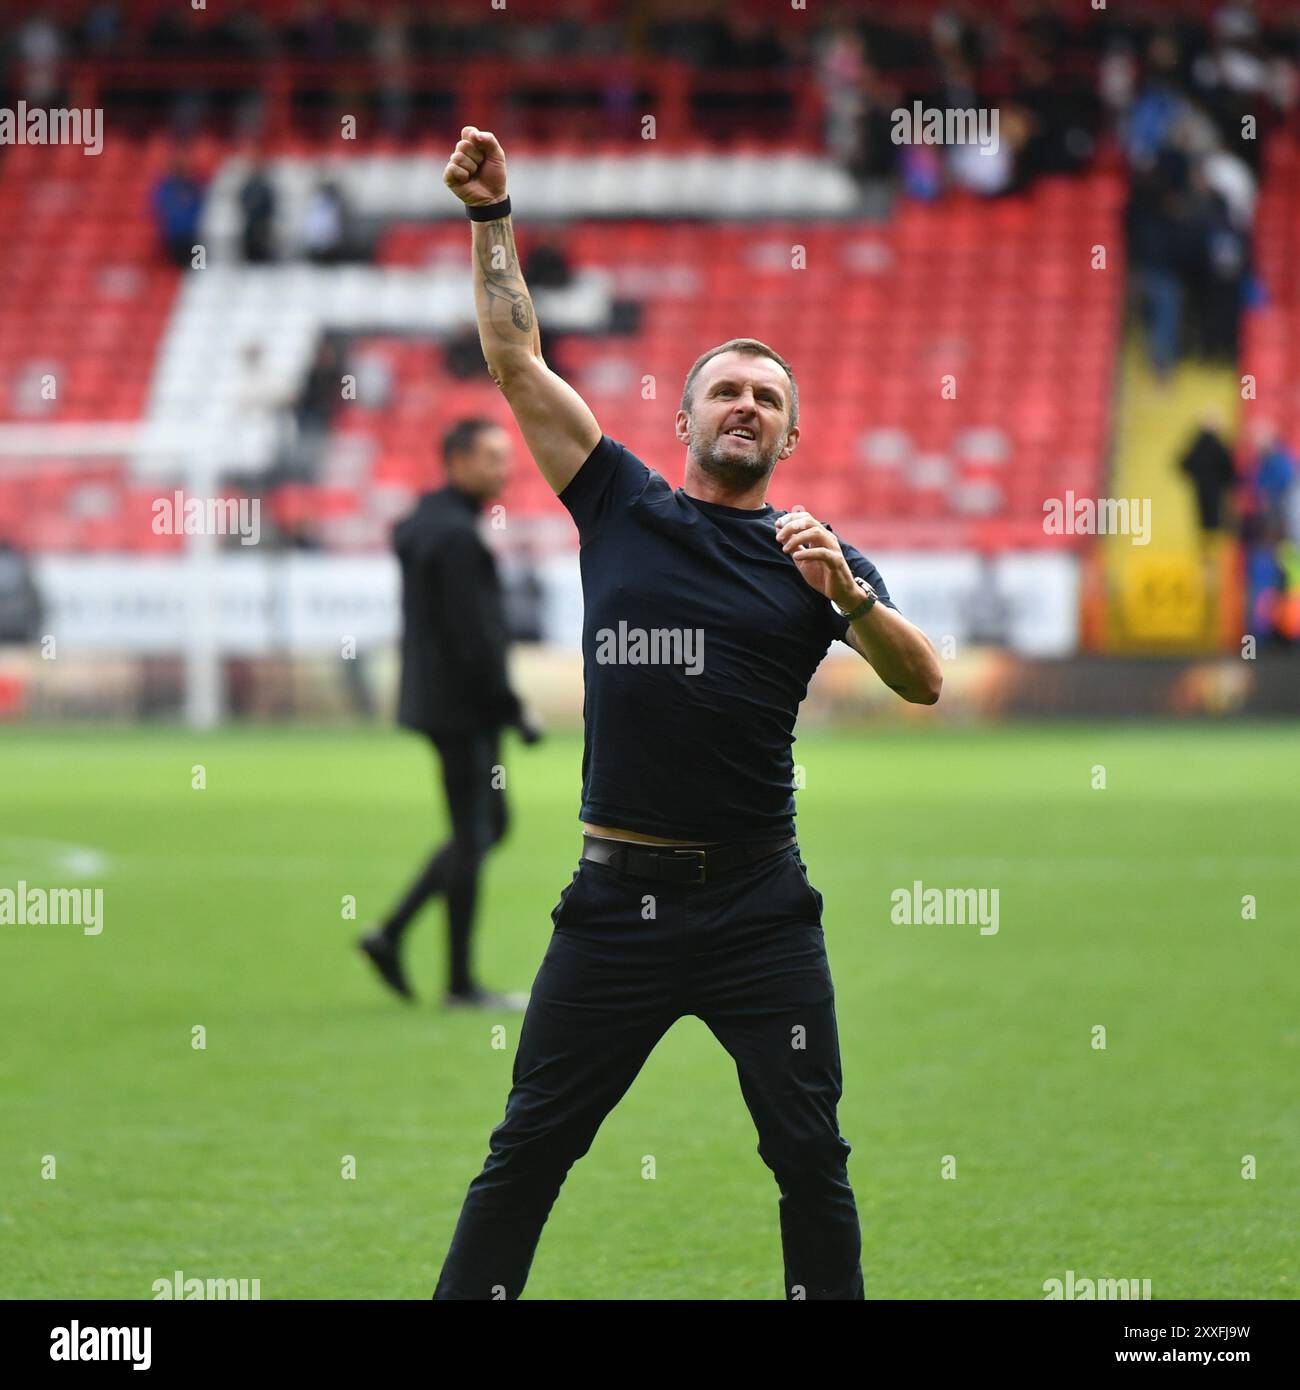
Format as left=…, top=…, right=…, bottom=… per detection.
left=441, top=417, right=499, bottom=468
left=680, top=338, right=799, bottom=431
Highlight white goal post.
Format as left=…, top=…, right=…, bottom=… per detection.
left=0, top=423, right=225, bottom=728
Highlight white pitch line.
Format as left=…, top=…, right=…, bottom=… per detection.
left=0, top=836, right=111, bottom=879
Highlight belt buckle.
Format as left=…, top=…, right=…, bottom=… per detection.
left=671, top=848, right=707, bottom=885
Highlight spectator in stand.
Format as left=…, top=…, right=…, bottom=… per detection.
left=522, top=231, right=574, bottom=290
left=693, top=9, right=791, bottom=128
left=1195, top=181, right=1249, bottom=362
left=238, top=159, right=277, bottom=264
left=506, top=0, right=606, bottom=61
left=1017, top=0, right=1070, bottom=63
left=1199, top=2, right=1274, bottom=169
left=282, top=0, right=339, bottom=62
left=446, top=326, right=488, bottom=382
left=1178, top=412, right=1237, bottom=543
left=949, top=101, right=1023, bottom=197
left=1127, top=141, right=1203, bottom=379
left=372, top=9, right=414, bottom=137
left=13, top=13, right=66, bottom=106
left=151, top=158, right=205, bottom=269
left=1118, top=23, right=1270, bottom=378
left=143, top=3, right=204, bottom=59
left=726, top=12, right=794, bottom=72
left=929, top=3, right=989, bottom=71
left=1202, top=144, right=1257, bottom=233
left=1098, top=39, right=1140, bottom=124
left=229, top=341, right=295, bottom=475
left=518, top=233, right=576, bottom=377
left=1013, top=46, right=1100, bottom=181
left=271, top=336, right=347, bottom=478
left=297, top=337, right=347, bottom=437
left=334, top=1, right=377, bottom=57
left=77, top=4, right=124, bottom=61
left=208, top=2, right=274, bottom=60
left=1251, top=422, right=1298, bottom=541
left=407, top=2, right=505, bottom=62
left=817, top=20, right=867, bottom=164
left=647, top=1, right=731, bottom=66
left=1124, top=32, right=1188, bottom=168
left=1238, top=422, right=1300, bottom=644
left=843, top=62, right=903, bottom=211
left=899, top=141, right=945, bottom=202
left=932, top=44, right=980, bottom=116
left=301, top=180, right=348, bottom=264
left=1240, top=512, right=1286, bottom=641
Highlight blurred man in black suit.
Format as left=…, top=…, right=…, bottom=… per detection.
left=360, top=418, right=539, bottom=1009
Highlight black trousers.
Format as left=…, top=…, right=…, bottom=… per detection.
left=433, top=844, right=864, bottom=1299
left=382, top=730, right=507, bottom=994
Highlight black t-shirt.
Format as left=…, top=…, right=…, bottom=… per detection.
left=558, top=435, right=897, bottom=841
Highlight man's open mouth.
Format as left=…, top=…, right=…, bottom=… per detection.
left=723, top=428, right=756, bottom=442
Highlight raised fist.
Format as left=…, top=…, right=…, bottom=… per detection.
left=442, top=126, right=508, bottom=208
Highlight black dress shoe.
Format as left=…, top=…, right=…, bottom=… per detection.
left=358, top=929, right=414, bottom=1001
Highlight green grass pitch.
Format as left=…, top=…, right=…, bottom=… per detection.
left=1, top=723, right=1295, bottom=1299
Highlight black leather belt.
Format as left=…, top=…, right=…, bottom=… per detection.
left=581, top=834, right=796, bottom=886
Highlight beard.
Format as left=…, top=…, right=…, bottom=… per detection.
left=690, top=428, right=784, bottom=490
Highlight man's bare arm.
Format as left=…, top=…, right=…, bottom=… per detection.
left=444, top=126, right=601, bottom=494
left=844, top=611, right=943, bottom=705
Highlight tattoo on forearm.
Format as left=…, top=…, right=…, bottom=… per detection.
left=474, top=220, right=535, bottom=343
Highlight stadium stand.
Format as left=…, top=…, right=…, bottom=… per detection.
left=0, top=136, right=1126, bottom=554
left=1241, top=131, right=1300, bottom=460
left=0, top=0, right=1295, bottom=606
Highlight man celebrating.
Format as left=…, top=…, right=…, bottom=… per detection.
left=434, top=127, right=941, bottom=1299
left=359, top=417, right=536, bottom=1009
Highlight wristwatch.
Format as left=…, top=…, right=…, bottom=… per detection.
left=833, top=576, right=878, bottom=622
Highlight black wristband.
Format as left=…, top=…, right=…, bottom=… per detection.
left=833, top=577, right=878, bottom=622
left=466, top=196, right=511, bottom=222
left=840, top=592, right=877, bottom=623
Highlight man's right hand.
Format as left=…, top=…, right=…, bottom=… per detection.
left=443, top=126, right=509, bottom=207
left=450, top=122, right=602, bottom=496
